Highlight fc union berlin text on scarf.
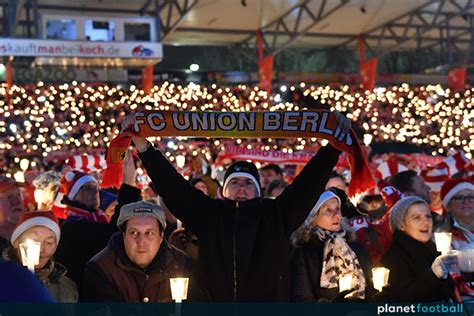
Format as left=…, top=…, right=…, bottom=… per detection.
left=131, top=111, right=353, bottom=145
left=103, top=110, right=375, bottom=198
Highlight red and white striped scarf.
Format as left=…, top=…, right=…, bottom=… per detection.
left=63, top=204, right=109, bottom=223
left=66, top=154, right=107, bottom=173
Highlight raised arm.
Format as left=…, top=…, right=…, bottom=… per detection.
left=138, top=146, right=217, bottom=234
left=120, top=114, right=217, bottom=234
left=275, top=144, right=341, bottom=234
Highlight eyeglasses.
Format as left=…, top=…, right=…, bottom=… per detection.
left=451, top=195, right=474, bottom=203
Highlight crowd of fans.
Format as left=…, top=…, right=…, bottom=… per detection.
left=0, top=81, right=473, bottom=305
left=0, top=82, right=472, bottom=178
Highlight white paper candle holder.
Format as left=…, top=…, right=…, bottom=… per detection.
left=372, top=267, right=390, bottom=292
left=19, top=239, right=41, bottom=272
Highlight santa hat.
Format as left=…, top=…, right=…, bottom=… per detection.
left=222, top=161, right=261, bottom=197
left=11, top=211, right=60, bottom=246
left=51, top=189, right=67, bottom=219
left=440, top=178, right=474, bottom=208
left=420, top=165, right=450, bottom=192
left=374, top=157, right=409, bottom=180
left=443, top=151, right=471, bottom=176
left=377, top=179, right=406, bottom=211
left=60, top=171, right=98, bottom=201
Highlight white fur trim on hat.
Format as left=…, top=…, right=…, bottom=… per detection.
left=443, top=182, right=474, bottom=208
left=304, top=191, right=341, bottom=226
left=11, top=217, right=61, bottom=246
left=222, top=172, right=261, bottom=197
left=68, top=174, right=97, bottom=200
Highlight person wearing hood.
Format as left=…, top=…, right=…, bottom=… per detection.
left=290, top=190, right=372, bottom=301
left=380, top=196, right=456, bottom=302
left=2, top=211, right=78, bottom=302
left=82, top=201, right=192, bottom=302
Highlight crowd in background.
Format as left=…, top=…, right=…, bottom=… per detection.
left=0, top=82, right=473, bottom=304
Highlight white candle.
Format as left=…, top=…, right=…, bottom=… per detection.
left=177, top=219, right=182, bottom=229
left=434, top=232, right=452, bottom=255
left=338, top=274, right=353, bottom=292
left=372, top=267, right=390, bottom=292
left=170, top=277, right=189, bottom=303
left=19, top=239, right=41, bottom=273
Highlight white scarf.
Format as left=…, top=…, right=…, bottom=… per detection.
left=313, top=227, right=366, bottom=299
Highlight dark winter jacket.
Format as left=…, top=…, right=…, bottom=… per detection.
left=55, top=183, right=141, bottom=294
left=138, top=144, right=341, bottom=301
left=0, top=235, right=9, bottom=252
left=380, top=230, right=455, bottom=302
left=0, top=260, right=54, bottom=302
left=290, top=234, right=372, bottom=301
left=2, top=247, right=78, bottom=302
left=82, top=232, right=190, bottom=302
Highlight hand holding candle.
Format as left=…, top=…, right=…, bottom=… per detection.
left=170, top=277, right=189, bottom=303
left=19, top=239, right=41, bottom=273
left=434, top=232, right=452, bottom=255
left=338, top=274, right=354, bottom=293
left=372, top=267, right=390, bottom=292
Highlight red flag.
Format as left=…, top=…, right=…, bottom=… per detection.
left=5, top=62, right=13, bottom=89
left=258, top=55, right=273, bottom=93
left=360, top=58, right=378, bottom=90
left=448, top=67, right=466, bottom=91
left=142, top=64, right=154, bottom=93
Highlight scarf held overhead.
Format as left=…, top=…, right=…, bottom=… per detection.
left=103, top=110, right=375, bottom=197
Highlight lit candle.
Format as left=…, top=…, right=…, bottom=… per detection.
left=434, top=232, right=452, bottom=255
left=170, top=277, right=189, bottom=303
left=338, top=274, right=353, bottom=292
left=19, top=239, right=41, bottom=273
left=372, top=267, right=390, bottom=292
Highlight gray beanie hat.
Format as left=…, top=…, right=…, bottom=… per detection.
left=117, top=201, right=167, bottom=231
left=389, top=196, right=428, bottom=231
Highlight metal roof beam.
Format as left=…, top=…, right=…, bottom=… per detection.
left=175, top=26, right=474, bottom=44
left=337, top=0, right=474, bottom=57
left=11, top=0, right=26, bottom=35
left=159, top=0, right=198, bottom=40
left=237, top=0, right=350, bottom=56
left=140, top=0, right=153, bottom=16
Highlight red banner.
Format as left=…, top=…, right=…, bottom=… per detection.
left=142, top=64, right=154, bottom=93
left=360, top=58, right=378, bottom=90
left=258, top=55, right=273, bottom=93
left=216, top=146, right=315, bottom=165
left=448, top=67, right=466, bottom=91
left=6, top=62, right=13, bottom=89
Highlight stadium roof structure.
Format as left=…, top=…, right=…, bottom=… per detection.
left=2, top=0, right=474, bottom=63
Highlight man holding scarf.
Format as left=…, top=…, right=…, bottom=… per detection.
left=120, top=111, right=352, bottom=302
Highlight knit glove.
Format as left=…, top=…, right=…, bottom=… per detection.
left=431, top=254, right=458, bottom=279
